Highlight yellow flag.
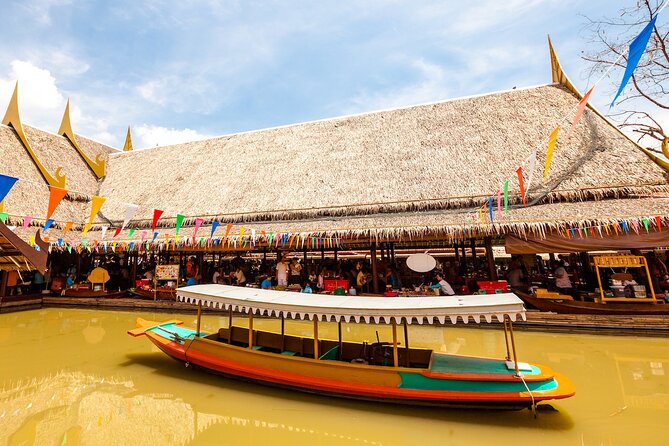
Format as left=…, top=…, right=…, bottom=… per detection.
left=82, top=222, right=91, bottom=236
left=29, top=235, right=35, bottom=246
left=88, top=196, right=106, bottom=225
left=544, top=126, right=560, bottom=179
left=0, top=199, right=4, bottom=213
left=239, top=226, right=245, bottom=239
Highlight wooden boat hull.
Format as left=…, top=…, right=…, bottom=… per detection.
left=130, top=319, right=575, bottom=409
left=517, top=291, right=669, bottom=315
left=62, top=289, right=128, bottom=299
left=130, top=288, right=176, bottom=301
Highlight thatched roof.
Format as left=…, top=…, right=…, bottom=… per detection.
left=97, top=84, right=668, bottom=232
left=0, top=123, right=114, bottom=228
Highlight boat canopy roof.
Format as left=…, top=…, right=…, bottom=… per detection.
left=176, top=285, right=527, bottom=325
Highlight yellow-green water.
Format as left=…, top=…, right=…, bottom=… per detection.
left=1, top=308, right=669, bottom=445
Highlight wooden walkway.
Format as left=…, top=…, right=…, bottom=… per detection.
left=2, top=296, right=669, bottom=336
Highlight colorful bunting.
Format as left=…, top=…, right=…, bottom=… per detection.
left=503, top=180, right=509, bottom=216
left=101, top=225, right=108, bottom=239
left=46, top=186, right=68, bottom=221
left=611, top=16, right=658, bottom=107
left=656, top=216, right=662, bottom=230
left=88, top=196, right=106, bottom=225
left=82, top=223, right=91, bottom=236
left=121, top=204, right=139, bottom=230
left=151, top=209, right=163, bottom=233
left=516, top=166, right=526, bottom=206
left=43, top=219, right=54, bottom=232
left=193, top=217, right=204, bottom=241
left=175, top=214, right=185, bottom=235
left=113, top=227, right=122, bottom=237
left=224, top=223, right=232, bottom=239
left=22, top=216, right=32, bottom=229
left=0, top=212, right=7, bottom=223
left=566, top=86, right=594, bottom=141
left=63, top=221, right=73, bottom=235
left=544, top=126, right=560, bottom=180
left=128, top=228, right=135, bottom=238
left=0, top=174, right=18, bottom=205
left=210, top=221, right=220, bottom=238
left=488, top=197, right=494, bottom=223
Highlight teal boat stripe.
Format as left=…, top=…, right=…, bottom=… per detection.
left=148, top=324, right=206, bottom=340
left=429, top=353, right=541, bottom=376
left=398, top=372, right=558, bottom=392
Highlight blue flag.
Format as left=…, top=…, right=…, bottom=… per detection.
left=611, top=16, right=657, bottom=107
left=488, top=197, right=494, bottom=224
left=0, top=174, right=19, bottom=204
left=42, top=218, right=54, bottom=232
left=210, top=221, right=220, bottom=238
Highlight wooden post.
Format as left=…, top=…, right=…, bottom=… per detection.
left=460, top=241, right=467, bottom=275
left=390, top=242, right=395, bottom=265
left=196, top=301, right=202, bottom=337
left=470, top=238, right=478, bottom=272
left=484, top=236, right=497, bottom=280
left=0, top=270, right=7, bottom=300
left=502, top=317, right=511, bottom=361
left=391, top=320, right=399, bottom=367
left=248, top=309, right=254, bottom=349
left=508, top=316, right=520, bottom=376
left=403, top=321, right=410, bottom=367
left=334, top=247, right=338, bottom=262
left=337, top=320, right=343, bottom=360
left=313, top=317, right=319, bottom=359
left=228, top=306, right=233, bottom=344
left=281, top=315, right=286, bottom=352
left=371, top=242, right=378, bottom=294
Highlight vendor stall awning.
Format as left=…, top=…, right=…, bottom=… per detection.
left=505, top=228, right=669, bottom=254
left=176, top=284, right=526, bottom=324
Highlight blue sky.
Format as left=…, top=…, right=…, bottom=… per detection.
left=0, top=0, right=664, bottom=149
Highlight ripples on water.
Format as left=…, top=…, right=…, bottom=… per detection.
left=1, top=308, right=668, bottom=445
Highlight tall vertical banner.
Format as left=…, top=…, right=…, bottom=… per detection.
left=46, top=186, right=68, bottom=221
left=610, top=16, right=658, bottom=107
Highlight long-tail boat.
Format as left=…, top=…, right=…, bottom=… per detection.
left=129, top=285, right=575, bottom=410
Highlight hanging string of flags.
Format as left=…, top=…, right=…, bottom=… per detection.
left=467, top=5, right=665, bottom=229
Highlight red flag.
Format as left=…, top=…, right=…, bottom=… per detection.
left=113, top=227, right=122, bottom=237
left=151, top=209, right=163, bottom=232
left=46, top=186, right=68, bottom=221
left=656, top=216, right=662, bottom=230
left=566, top=86, right=594, bottom=141
left=515, top=167, right=526, bottom=206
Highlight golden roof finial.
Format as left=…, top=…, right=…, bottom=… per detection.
left=123, top=126, right=133, bottom=151
left=2, top=81, right=66, bottom=188
left=58, top=98, right=106, bottom=178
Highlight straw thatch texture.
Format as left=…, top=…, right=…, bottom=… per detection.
left=0, top=123, right=115, bottom=228
left=99, top=84, right=669, bottom=228
left=40, top=196, right=669, bottom=247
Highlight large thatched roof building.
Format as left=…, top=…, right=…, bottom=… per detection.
left=1, top=40, right=668, bottom=251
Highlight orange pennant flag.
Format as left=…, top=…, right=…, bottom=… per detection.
left=46, top=186, right=68, bottom=221
left=544, top=126, right=560, bottom=180
left=224, top=223, right=232, bottom=239
left=63, top=221, right=73, bottom=235
left=566, top=87, right=594, bottom=141
left=516, top=166, right=526, bottom=206
left=88, top=196, right=106, bottom=225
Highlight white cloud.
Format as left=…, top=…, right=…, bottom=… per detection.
left=134, top=124, right=212, bottom=149
left=0, top=60, right=65, bottom=130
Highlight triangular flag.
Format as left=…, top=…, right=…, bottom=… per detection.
left=175, top=214, right=185, bottom=235
left=566, top=86, right=594, bottom=141
left=655, top=216, right=662, bottom=230
left=152, top=232, right=158, bottom=242
left=87, top=196, right=106, bottom=225
left=46, top=186, right=68, bottom=221
left=113, top=227, right=122, bottom=237
left=43, top=219, right=54, bottom=232
left=151, top=209, right=163, bottom=232
left=101, top=225, right=108, bottom=239
left=488, top=197, right=494, bottom=223
left=611, top=16, right=658, bottom=107
left=23, top=216, right=32, bottom=229
left=63, top=221, right=73, bottom=235
left=503, top=181, right=509, bottom=216
left=128, top=228, right=135, bottom=238
left=239, top=226, right=245, bottom=240
left=224, top=223, right=232, bottom=239
left=544, top=125, right=560, bottom=179
left=57, top=238, right=62, bottom=246
left=82, top=222, right=91, bottom=236
left=121, top=204, right=139, bottom=230
left=140, top=231, right=147, bottom=243
left=210, top=220, right=220, bottom=238
left=0, top=174, right=19, bottom=204
left=525, top=151, right=537, bottom=202
left=0, top=212, right=7, bottom=223
left=193, top=217, right=204, bottom=241
left=516, top=166, right=526, bottom=206
left=642, top=217, right=649, bottom=232
left=29, top=235, right=35, bottom=246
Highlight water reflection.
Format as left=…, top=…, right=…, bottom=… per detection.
left=1, top=309, right=669, bottom=445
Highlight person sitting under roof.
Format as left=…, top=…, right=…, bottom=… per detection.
left=261, top=275, right=272, bottom=290
left=430, top=272, right=455, bottom=296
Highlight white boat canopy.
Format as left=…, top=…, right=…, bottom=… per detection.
left=177, top=285, right=527, bottom=325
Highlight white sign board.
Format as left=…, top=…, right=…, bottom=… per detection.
left=406, top=253, right=437, bottom=273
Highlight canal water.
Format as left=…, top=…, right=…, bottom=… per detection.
left=1, top=308, right=668, bottom=445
